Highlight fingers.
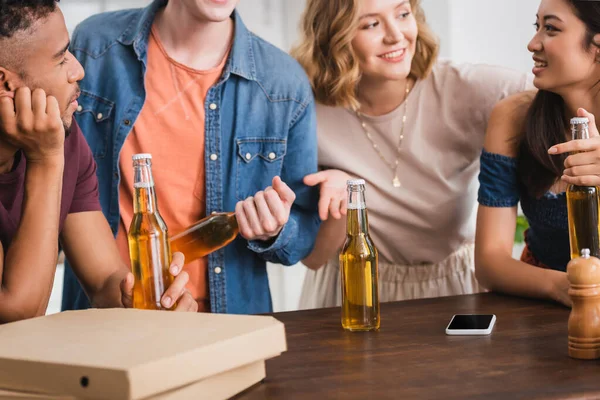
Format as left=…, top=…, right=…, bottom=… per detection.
left=578, top=108, right=599, bottom=138
left=549, top=108, right=600, bottom=154
left=329, top=196, right=343, bottom=220
left=14, top=87, right=32, bottom=130
left=0, top=91, right=15, bottom=100
left=549, top=138, right=598, bottom=155
left=340, top=196, right=348, bottom=216
left=264, top=187, right=288, bottom=226
left=31, top=88, right=46, bottom=118
left=0, top=96, right=16, bottom=133
left=45, top=95, right=60, bottom=120
left=561, top=173, right=600, bottom=187
left=563, top=151, right=599, bottom=168
left=317, top=189, right=331, bottom=221
left=169, top=251, right=185, bottom=275
left=174, top=290, right=198, bottom=312
left=563, top=164, right=600, bottom=178
left=161, top=270, right=189, bottom=309
left=235, top=200, right=252, bottom=239
left=235, top=184, right=291, bottom=240
left=120, top=273, right=134, bottom=308
left=272, top=176, right=296, bottom=205
left=254, top=190, right=279, bottom=233
left=303, top=171, right=327, bottom=187
left=242, top=196, right=264, bottom=236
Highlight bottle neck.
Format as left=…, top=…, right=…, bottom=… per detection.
left=133, top=163, right=158, bottom=214
left=572, top=124, right=590, bottom=141
left=346, top=187, right=369, bottom=236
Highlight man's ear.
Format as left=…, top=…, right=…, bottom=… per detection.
left=0, top=67, right=22, bottom=94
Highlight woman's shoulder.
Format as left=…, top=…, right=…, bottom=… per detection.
left=484, top=91, right=536, bottom=157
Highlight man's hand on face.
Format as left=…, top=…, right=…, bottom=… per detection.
left=0, top=87, right=65, bottom=165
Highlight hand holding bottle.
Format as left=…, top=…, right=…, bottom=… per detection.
left=235, top=176, right=296, bottom=242
left=549, top=108, right=600, bottom=186
left=120, top=252, right=198, bottom=312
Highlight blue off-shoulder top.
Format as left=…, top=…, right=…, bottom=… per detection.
left=478, top=150, right=569, bottom=271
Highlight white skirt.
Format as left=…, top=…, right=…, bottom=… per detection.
left=298, top=242, right=481, bottom=310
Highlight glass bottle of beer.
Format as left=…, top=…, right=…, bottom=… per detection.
left=128, top=154, right=176, bottom=310
left=340, top=179, right=380, bottom=331
left=567, top=117, right=600, bottom=259
left=170, top=212, right=239, bottom=263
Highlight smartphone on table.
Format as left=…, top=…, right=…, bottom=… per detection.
left=445, top=314, right=496, bottom=335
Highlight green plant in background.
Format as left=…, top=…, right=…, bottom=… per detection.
left=515, top=215, right=529, bottom=244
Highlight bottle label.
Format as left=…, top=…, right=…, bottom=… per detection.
left=347, top=202, right=366, bottom=210
left=134, top=182, right=153, bottom=189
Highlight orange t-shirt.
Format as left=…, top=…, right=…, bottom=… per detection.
left=116, top=26, right=228, bottom=312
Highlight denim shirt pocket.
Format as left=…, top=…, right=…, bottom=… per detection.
left=236, top=138, right=287, bottom=200
left=74, top=90, right=115, bottom=159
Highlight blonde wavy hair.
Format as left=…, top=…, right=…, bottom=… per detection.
left=291, top=0, right=439, bottom=110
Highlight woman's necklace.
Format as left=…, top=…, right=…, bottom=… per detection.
left=355, top=81, right=410, bottom=188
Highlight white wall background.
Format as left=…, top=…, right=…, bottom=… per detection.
left=48, top=0, right=542, bottom=315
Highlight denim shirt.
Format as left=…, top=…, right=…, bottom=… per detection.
left=62, top=0, right=320, bottom=314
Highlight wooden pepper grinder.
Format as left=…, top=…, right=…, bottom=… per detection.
left=567, top=248, right=600, bottom=359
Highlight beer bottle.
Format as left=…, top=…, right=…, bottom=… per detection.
left=128, top=154, right=176, bottom=310
left=340, top=179, right=380, bottom=331
left=566, top=117, right=600, bottom=259
left=170, top=212, right=239, bottom=264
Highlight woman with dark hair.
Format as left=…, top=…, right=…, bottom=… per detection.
left=293, top=0, right=531, bottom=309
left=476, top=0, right=600, bottom=307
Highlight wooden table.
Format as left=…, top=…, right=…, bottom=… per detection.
left=235, top=293, right=600, bottom=400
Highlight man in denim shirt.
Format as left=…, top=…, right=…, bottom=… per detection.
left=62, top=0, right=320, bottom=314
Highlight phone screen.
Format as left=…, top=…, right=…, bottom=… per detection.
left=447, top=315, right=494, bottom=330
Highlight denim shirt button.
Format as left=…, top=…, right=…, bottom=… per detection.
left=210, top=153, right=218, bottom=161
left=76, top=105, right=83, bottom=112
left=268, top=152, right=276, bottom=160
left=214, top=267, right=222, bottom=274
left=209, top=103, right=217, bottom=110
left=245, top=152, right=252, bottom=160
left=97, top=113, right=103, bottom=120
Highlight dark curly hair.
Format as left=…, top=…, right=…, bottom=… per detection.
left=0, top=0, right=58, bottom=39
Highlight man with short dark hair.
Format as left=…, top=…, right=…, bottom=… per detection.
left=0, top=0, right=197, bottom=323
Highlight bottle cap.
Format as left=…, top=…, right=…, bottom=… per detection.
left=581, top=248, right=591, bottom=259
left=132, top=153, right=152, bottom=161
left=347, top=179, right=366, bottom=186
left=571, top=117, right=589, bottom=125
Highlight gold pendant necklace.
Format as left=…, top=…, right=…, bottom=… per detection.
left=356, top=80, right=410, bottom=188
left=356, top=79, right=410, bottom=188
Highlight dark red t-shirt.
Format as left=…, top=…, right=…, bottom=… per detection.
left=0, top=119, right=102, bottom=251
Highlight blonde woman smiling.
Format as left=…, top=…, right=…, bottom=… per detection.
left=294, top=0, right=532, bottom=309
